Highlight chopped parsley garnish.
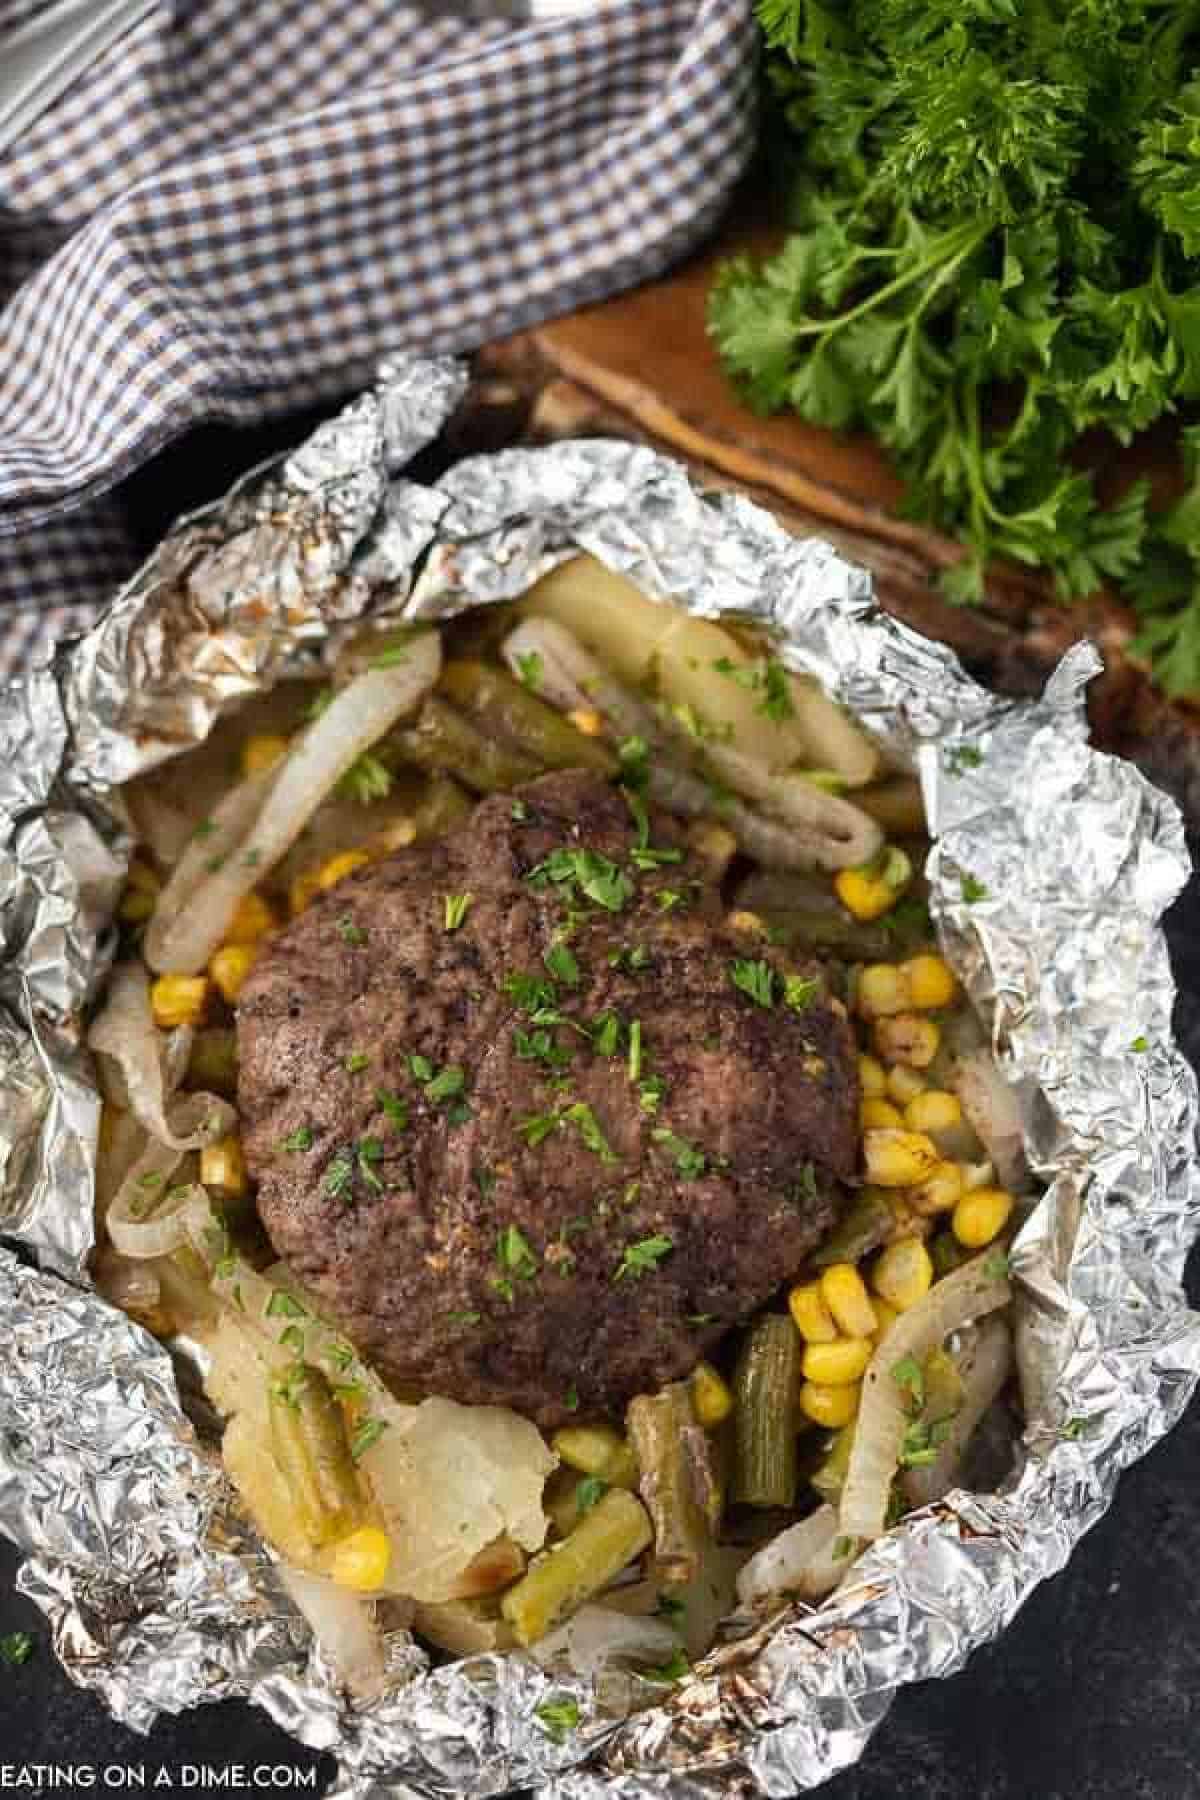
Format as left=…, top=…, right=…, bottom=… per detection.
left=960, top=872, right=989, bottom=905
left=1062, top=1416, right=1092, bottom=1441
left=591, top=1011, right=622, bottom=1058
left=376, top=1089, right=409, bottom=1131
left=407, top=1052, right=435, bottom=1082
left=576, top=1475, right=608, bottom=1513
left=337, top=915, right=367, bottom=946
left=784, top=974, right=818, bottom=1013
left=643, top=1647, right=690, bottom=1684
left=325, top=1149, right=355, bottom=1200
left=518, top=1110, right=560, bottom=1148
left=562, top=1101, right=618, bottom=1162
left=515, top=1026, right=570, bottom=1069
left=833, top=1536, right=856, bottom=1561
left=193, top=819, right=216, bottom=840
left=945, top=744, right=984, bottom=777
left=983, top=1248, right=1011, bottom=1281
left=528, top=848, right=633, bottom=913
left=511, top=798, right=529, bottom=822
left=350, top=1417, right=388, bottom=1461
left=729, top=958, right=776, bottom=1008
left=344, top=1051, right=370, bottom=1074
left=448, top=1309, right=481, bottom=1329
left=656, top=888, right=684, bottom=911
left=443, top=892, right=473, bottom=932
left=338, top=750, right=392, bottom=806
left=637, top=1074, right=666, bottom=1114
left=243, top=848, right=262, bottom=867
left=618, top=733, right=650, bottom=786
left=425, top=1065, right=465, bottom=1104
left=627, top=1019, right=643, bottom=1081
left=279, top=1324, right=306, bottom=1356
left=564, top=1383, right=580, bottom=1412
left=535, top=1697, right=581, bottom=1743
left=712, top=654, right=794, bottom=722
left=614, top=1234, right=674, bottom=1281
left=137, top=1169, right=165, bottom=1189
left=686, top=1312, right=716, bottom=1327
left=496, top=1224, right=539, bottom=1289
left=0, top=1633, right=34, bottom=1667
left=357, top=1137, right=385, bottom=1191
left=891, top=1354, right=924, bottom=1414
left=787, top=1164, right=819, bottom=1206
left=655, top=1591, right=686, bottom=1619
left=205, top=854, right=226, bottom=873
left=369, top=637, right=412, bottom=669
left=503, top=970, right=560, bottom=1020
left=514, top=649, right=543, bottom=690
left=898, top=1417, right=954, bottom=1469
left=1130, top=1034, right=1149, bottom=1053
left=609, top=943, right=652, bottom=973
left=543, top=941, right=580, bottom=987
left=266, top=1289, right=308, bottom=1320
left=652, top=1128, right=706, bottom=1179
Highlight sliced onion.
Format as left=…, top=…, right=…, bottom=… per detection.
left=147, top=634, right=441, bottom=973
left=277, top=1564, right=386, bottom=1696
left=94, top=1106, right=148, bottom=1223
left=88, top=962, right=234, bottom=1148
left=143, top=763, right=281, bottom=972
left=107, top=1158, right=212, bottom=1261
left=691, top=738, right=882, bottom=870
left=901, top=1315, right=1013, bottom=1509
left=530, top=1603, right=680, bottom=1676
left=952, top=1050, right=1029, bottom=1193
left=736, top=1504, right=847, bottom=1608
left=94, top=1250, right=162, bottom=1317
left=124, top=786, right=199, bottom=867
left=840, top=1253, right=1012, bottom=1540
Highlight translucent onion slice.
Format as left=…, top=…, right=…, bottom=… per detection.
left=277, top=1564, right=386, bottom=1696
left=691, top=738, right=882, bottom=870
left=107, top=1158, right=212, bottom=1261
left=88, top=962, right=234, bottom=1149
left=901, top=1315, right=1013, bottom=1509
left=529, top=1602, right=680, bottom=1675
left=147, top=634, right=441, bottom=973
left=143, top=763, right=280, bottom=972
left=840, top=1252, right=1012, bottom=1541
left=736, top=1503, right=847, bottom=1608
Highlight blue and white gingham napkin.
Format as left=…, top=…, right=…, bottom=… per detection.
left=0, top=0, right=756, bottom=673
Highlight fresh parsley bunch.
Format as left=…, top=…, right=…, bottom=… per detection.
left=709, top=1, right=1200, bottom=691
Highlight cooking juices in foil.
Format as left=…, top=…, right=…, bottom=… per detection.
left=1, top=357, right=1198, bottom=1798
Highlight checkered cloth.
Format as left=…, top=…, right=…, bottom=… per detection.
left=0, top=0, right=756, bottom=674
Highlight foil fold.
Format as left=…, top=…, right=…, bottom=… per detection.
left=0, top=356, right=1198, bottom=1797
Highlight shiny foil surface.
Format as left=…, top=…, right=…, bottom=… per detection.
left=1, top=357, right=1197, bottom=1798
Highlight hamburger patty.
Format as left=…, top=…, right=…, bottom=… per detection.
left=237, top=770, right=858, bottom=1427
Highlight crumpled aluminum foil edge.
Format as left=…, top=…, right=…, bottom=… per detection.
left=0, top=355, right=1196, bottom=1800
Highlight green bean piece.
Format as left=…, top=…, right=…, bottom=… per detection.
left=268, top=1364, right=364, bottom=1547
left=439, top=659, right=616, bottom=774
left=500, top=1486, right=653, bottom=1645
left=394, top=696, right=542, bottom=793
left=410, top=774, right=474, bottom=841
left=551, top=1423, right=639, bottom=1489
left=186, top=1028, right=238, bottom=1097
left=810, top=1421, right=856, bottom=1503
left=732, top=1314, right=801, bottom=1509
left=627, top=1383, right=719, bottom=1584
left=753, top=907, right=893, bottom=962
left=811, top=1190, right=895, bottom=1268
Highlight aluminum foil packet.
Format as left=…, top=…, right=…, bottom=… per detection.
left=1, top=355, right=1199, bottom=1798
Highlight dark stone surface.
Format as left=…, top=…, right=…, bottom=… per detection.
left=1, top=408, right=1198, bottom=1794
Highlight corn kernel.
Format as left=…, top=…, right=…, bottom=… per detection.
left=819, top=1264, right=878, bottom=1338
left=118, top=857, right=161, bottom=923
left=329, top=1525, right=392, bottom=1593
left=862, top=1127, right=940, bottom=1187
left=150, top=974, right=209, bottom=1030
left=200, top=1134, right=248, bottom=1199
left=952, top=1186, right=1014, bottom=1249
left=318, top=849, right=372, bottom=892
left=861, top=1096, right=904, bottom=1130
left=225, top=892, right=279, bottom=945
left=871, top=1237, right=934, bottom=1311
left=902, top=953, right=957, bottom=1011
left=241, top=733, right=290, bottom=779
left=835, top=847, right=911, bottom=922
left=691, top=1361, right=734, bottom=1427
left=871, top=1295, right=900, bottom=1341
left=290, top=869, right=322, bottom=916
left=856, top=963, right=909, bottom=1018
left=910, top=1159, right=965, bottom=1215
left=874, top=1013, right=940, bottom=1068
left=802, top=1337, right=873, bottom=1386
left=789, top=1280, right=838, bottom=1344
left=800, top=1380, right=861, bottom=1429
left=566, top=706, right=606, bottom=738
left=885, top=1064, right=926, bottom=1106
left=552, top=1423, right=626, bottom=1477
left=726, top=908, right=767, bottom=938
left=209, top=943, right=258, bottom=1005
left=904, top=1090, right=962, bottom=1134
left=858, top=1054, right=886, bottom=1097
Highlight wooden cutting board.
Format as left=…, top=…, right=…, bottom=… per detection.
left=476, top=217, right=1200, bottom=833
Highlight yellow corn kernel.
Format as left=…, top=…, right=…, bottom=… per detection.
left=858, top=1053, right=886, bottom=1097
left=856, top=963, right=909, bottom=1018
left=862, top=1127, right=940, bottom=1188
left=861, top=1096, right=904, bottom=1130
left=819, top=1263, right=878, bottom=1338
left=885, top=1063, right=926, bottom=1106
left=209, top=943, right=258, bottom=1005
left=904, top=1090, right=963, bottom=1134
left=800, top=1380, right=861, bottom=1429
left=910, top=1159, right=965, bottom=1216
left=874, top=1013, right=940, bottom=1069
left=200, top=1134, right=248, bottom=1199
left=225, top=892, right=279, bottom=945
left=835, top=843, right=912, bottom=922
left=566, top=706, right=606, bottom=738
left=788, top=1280, right=838, bottom=1344
left=241, top=733, right=290, bottom=779
left=150, top=974, right=209, bottom=1030
left=802, top=1337, right=873, bottom=1386
left=902, top=953, right=957, bottom=1011
left=952, top=1186, right=1014, bottom=1249
left=871, top=1237, right=934, bottom=1311
left=317, top=849, right=372, bottom=892
left=871, top=1295, right=900, bottom=1341
left=329, top=1525, right=392, bottom=1593
left=118, top=858, right=161, bottom=923
left=726, top=908, right=767, bottom=938
left=691, top=1361, right=734, bottom=1428
left=289, top=869, right=322, bottom=916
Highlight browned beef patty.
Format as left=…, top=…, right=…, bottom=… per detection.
left=237, top=770, right=857, bottom=1427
